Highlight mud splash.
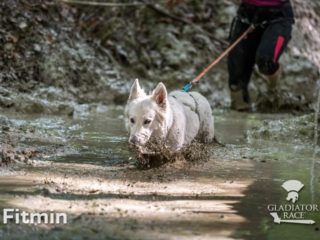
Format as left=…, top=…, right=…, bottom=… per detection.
left=131, top=140, right=212, bottom=169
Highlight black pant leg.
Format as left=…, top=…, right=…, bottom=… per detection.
left=227, top=17, right=261, bottom=93
left=255, top=1, right=294, bottom=75
left=256, top=20, right=293, bottom=75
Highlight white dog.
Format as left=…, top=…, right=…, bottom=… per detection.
left=125, top=79, right=214, bottom=151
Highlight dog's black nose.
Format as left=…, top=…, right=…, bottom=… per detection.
left=129, top=136, right=139, bottom=145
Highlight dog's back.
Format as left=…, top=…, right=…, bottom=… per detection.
left=169, top=90, right=214, bottom=145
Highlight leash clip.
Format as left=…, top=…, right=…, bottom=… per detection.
left=182, top=82, right=193, bottom=92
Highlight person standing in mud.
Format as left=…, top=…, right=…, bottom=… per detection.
left=166, top=0, right=295, bottom=111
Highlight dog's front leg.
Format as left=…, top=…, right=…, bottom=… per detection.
left=166, top=128, right=185, bottom=151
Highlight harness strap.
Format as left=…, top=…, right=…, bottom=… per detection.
left=171, top=93, right=201, bottom=124
left=188, top=93, right=200, bottom=119
left=238, top=15, right=294, bottom=28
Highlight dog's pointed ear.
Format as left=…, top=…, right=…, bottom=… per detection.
left=152, top=82, right=167, bottom=109
left=128, top=79, right=145, bottom=102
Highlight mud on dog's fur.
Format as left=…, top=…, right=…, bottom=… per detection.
left=125, top=79, right=214, bottom=152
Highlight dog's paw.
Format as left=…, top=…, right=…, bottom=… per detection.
left=201, top=131, right=214, bottom=144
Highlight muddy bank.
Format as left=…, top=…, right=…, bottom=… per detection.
left=0, top=0, right=129, bottom=116
left=0, top=112, right=78, bottom=166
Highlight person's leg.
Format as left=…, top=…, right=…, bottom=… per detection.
left=228, top=17, right=261, bottom=110
left=256, top=20, right=293, bottom=80
left=255, top=19, right=293, bottom=110
left=256, top=0, right=294, bottom=79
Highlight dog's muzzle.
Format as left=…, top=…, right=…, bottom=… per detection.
left=129, top=136, right=140, bottom=145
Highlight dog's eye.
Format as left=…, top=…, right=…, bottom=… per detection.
left=144, top=119, right=151, bottom=125
left=130, top=118, right=135, bottom=124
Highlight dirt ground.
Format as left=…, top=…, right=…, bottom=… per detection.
left=0, top=153, right=262, bottom=240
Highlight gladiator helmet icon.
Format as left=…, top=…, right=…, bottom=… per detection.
left=282, top=180, right=304, bottom=203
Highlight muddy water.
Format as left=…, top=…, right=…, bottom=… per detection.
left=0, top=107, right=319, bottom=240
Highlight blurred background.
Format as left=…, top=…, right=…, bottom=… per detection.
left=0, top=0, right=319, bottom=114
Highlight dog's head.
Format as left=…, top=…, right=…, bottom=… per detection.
left=125, top=79, right=168, bottom=147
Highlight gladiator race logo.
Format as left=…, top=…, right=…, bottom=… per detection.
left=282, top=180, right=304, bottom=203
left=267, top=180, right=318, bottom=225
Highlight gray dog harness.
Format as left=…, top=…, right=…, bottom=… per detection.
left=171, top=93, right=200, bottom=122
